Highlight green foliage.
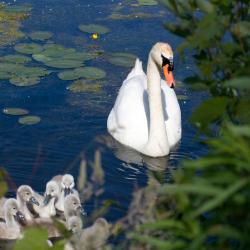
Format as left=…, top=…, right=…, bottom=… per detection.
left=127, top=1, right=250, bottom=249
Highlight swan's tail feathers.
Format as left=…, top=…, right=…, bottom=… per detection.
left=125, top=58, right=144, bottom=80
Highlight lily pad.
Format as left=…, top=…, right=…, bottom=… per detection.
left=3, top=54, right=31, bottom=64
left=3, top=108, right=29, bottom=116
left=63, top=51, right=98, bottom=61
left=9, top=76, right=40, bottom=86
left=79, top=24, right=110, bottom=34
left=43, top=59, right=84, bottom=69
left=18, top=115, right=41, bottom=125
left=29, top=31, right=53, bottom=41
left=67, top=79, right=102, bottom=93
left=0, top=71, right=11, bottom=80
left=3, top=4, right=32, bottom=13
left=107, top=52, right=137, bottom=67
left=58, top=67, right=106, bottom=81
left=14, top=43, right=43, bottom=54
left=137, top=0, right=158, bottom=6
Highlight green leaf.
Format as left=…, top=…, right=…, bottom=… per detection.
left=159, top=183, right=221, bottom=196
left=14, top=228, right=50, bottom=250
left=224, top=77, right=250, bottom=89
left=190, top=97, right=229, bottom=130
left=191, top=179, right=248, bottom=218
left=195, top=0, right=215, bottom=13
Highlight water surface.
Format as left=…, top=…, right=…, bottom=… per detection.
left=0, top=0, right=207, bottom=222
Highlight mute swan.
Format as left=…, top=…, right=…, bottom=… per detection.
left=0, top=198, right=26, bottom=240
left=107, top=42, right=181, bottom=157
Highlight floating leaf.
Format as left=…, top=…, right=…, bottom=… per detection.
left=79, top=24, right=110, bottom=34
left=18, top=115, right=41, bottom=125
left=107, top=52, right=137, bottom=67
left=43, top=59, right=84, bottom=69
left=14, top=43, right=43, bottom=54
left=137, top=0, right=158, bottom=6
left=67, top=79, right=102, bottom=93
left=3, top=4, right=32, bottom=13
left=3, top=108, right=29, bottom=116
left=3, top=54, right=31, bottom=64
left=58, top=67, right=106, bottom=81
left=29, top=31, right=53, bottom=41
left=10, top=76, right=40, bottom=86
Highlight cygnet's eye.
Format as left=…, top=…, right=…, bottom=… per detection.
left=13, top=207, right=16, bottom=210
left=26, top=192, right=30, bottom=195
left=51, top=189, right=54, bottom=192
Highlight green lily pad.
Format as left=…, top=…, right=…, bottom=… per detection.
left=29, top=31, right=53, bottom=41
left=18, top=115, right=41, bottom=125
left=0, top=63, right=26, bottom=73
left=32, top=54, right=52, bottom=63
left=3, top=4, right=32, bottom=13
left=42, top=44, right=76, bottom=57
left=58, top=67, right=106, bottom=81
left=0, top=71, right=11, bottom=80
left=63, top=51, right=98, bottom=61
left=20, top=67, right=50, bottom=77
left=107, top=52, right=137, bottom=67
left=15, top=43, right=43, bottom=54
left=3, top=54, right=31, bottom=64
left=9, top=76, right=40, bottom=86
left=3, top=108, right=29, bottom=116
left=67, top=79, right=102, bottom=93
left=137, top=0, right=158, bottom=6
left=43, top=59, right=84, bottom=69
left=79, top=24, right=110, bottom=34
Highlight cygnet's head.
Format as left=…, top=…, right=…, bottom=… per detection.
left=44, top=180, right=60, bottom=205
left=4, top=198, right=26, bottom=225
left=150, top=42, right=175, bottom=88
left=62, top=174, right=75, bottom=197
left=67, top=216, right=83, bottom=233
left=64, top=194, right=86, bottom=216
left=17, top=185, right=40, bottom=206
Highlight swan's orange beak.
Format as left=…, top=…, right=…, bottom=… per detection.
left=163, top=64, right=175, bottom=88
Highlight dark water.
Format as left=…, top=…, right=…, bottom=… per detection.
left=0, top=0, right=206, bottom=222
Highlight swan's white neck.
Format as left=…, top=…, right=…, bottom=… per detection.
left=141, top=53, right=169, bottom=157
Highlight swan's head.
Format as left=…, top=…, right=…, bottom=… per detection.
left=61, top=174, right=75, bottom=197
left=43, top=180, right=60, bottom=205
left=17, top=185, right=40, bottom=206
left=151, top=42, right=175, bottom=88
left=67, top=216, right=83, bottom=233
left=4, top=198, right=26, bottom=225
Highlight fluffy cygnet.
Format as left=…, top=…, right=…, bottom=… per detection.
left=16, top=185, right=40, bottom=221
left=68, top=217, right=110, bottom=250
left=64, top=194, right=85, bottom=222
left=0, top=198, right=26, bottom=240
left=33, top=180, right=60, bottom=218
left=53, top=174, right=79, bottom=212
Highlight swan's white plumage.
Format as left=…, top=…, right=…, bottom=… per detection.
left=107, top=57, right=181, bottom=156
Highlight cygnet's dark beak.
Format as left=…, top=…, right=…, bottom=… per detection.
left=14, top=211, right=27, bottom=226
left=64, top=188, right=73, bottom=197
left=43, top=194, right=52, bottom=205
left=78, top=205, right=87, bottom=216
left=29, top=196, right=40, bottom=206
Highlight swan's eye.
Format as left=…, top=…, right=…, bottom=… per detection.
left=26, top=192, right=30, bottom=195
left=161, top=55, right=174, bottom=71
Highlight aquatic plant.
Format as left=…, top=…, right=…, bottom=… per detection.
left=125, top=0, right=250, bottom=249
left=0, top=4, right=30, bottom=47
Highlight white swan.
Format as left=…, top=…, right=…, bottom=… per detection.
left=107, top=42, right=181, bottom=157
